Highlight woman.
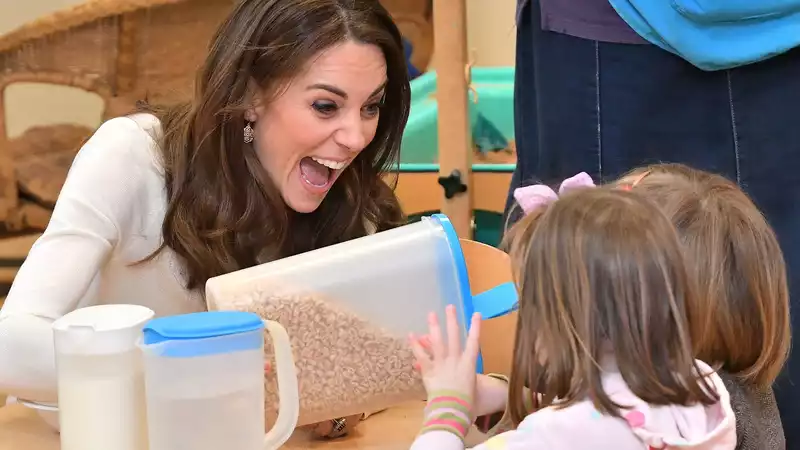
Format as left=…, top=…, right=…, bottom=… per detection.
left=0, top=0, right=409, bottom=439
left=507, top=0, right=800, bottom=446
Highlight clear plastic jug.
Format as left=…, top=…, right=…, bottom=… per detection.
left=52, top=304, right=155, bottom=450
left=139, top=311, right=299, bottom=450
left=204, top=214, right=517, bottom=424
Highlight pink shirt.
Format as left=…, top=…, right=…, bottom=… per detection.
left=410, top=360, right=737, bottom=450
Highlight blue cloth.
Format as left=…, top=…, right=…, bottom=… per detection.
left=608, top=0, right=800, bottom=70
left=403, top=37, right=422, bottom=79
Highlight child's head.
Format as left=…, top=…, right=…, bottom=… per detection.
left=503, top=187, right=717, bottom=424
left=616, top=163, right=790, bottom=389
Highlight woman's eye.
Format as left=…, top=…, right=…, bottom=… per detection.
left=362, top=103, right=382, bottom=118
left=312, top=102, right=338, bottom=115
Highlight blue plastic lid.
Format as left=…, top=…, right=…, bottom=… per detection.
left=430, top=214, right=483, bottom=373
left=472, top=282, right=519, bottom=319
left=429, top=214, right=520, bottom=374
left=143, top=311, right=264, bottom=345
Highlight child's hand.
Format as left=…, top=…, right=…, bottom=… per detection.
left=413, top=336, right=509, bottom=418
left=409, top=305, right=482, bottom=402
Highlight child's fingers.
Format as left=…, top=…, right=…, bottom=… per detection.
left=463, top=312, right=482, bottom=366
left=409, top=333, right=433, bottom=372
left=417, top=336, right=434, bottom=359
left=445, top=304, right=461, bottom=357
left=419, top=335, right=432, bottom=349
left=427, top=311, right=446, bottom=361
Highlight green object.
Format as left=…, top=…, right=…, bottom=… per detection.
left=408, top=210, right=505, bottom=248
left=473, top=113, right=509, bottom=153
left=399, top=67, right=515, bottom=245
left=401, top=67, right=516, bottom=164
left=398, top=163, right=516, bottom=173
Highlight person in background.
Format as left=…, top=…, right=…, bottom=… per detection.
left=616, top=163, right=790, bottom=449
left=0, top=0, right=410, bottom=439
left=409, top=187, right=736, bottom=449
left=403, top=37, right=422, bottom=79
left=507, top=1, right=800, bottom=444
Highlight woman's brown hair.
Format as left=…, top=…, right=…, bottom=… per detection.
left=617, top=163, right=791, bottom=389
left=502, top=188, right=718, bottom=425
left=139, top=0, right=409, bottom=291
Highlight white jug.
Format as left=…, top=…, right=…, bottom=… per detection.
left=52, top=304, right=155, bottom=450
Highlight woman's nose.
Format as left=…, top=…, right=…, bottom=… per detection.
left=334, top=116, right=368, bottom=152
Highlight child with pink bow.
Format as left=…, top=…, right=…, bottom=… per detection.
left=406, top=175, right=737, bottom=450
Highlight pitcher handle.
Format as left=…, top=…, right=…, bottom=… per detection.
left=262, top=319, right=299, bottom=449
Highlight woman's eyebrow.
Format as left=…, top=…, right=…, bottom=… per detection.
left=368, top=81, right=388, bottom=98
left=307, top=83, right=347, bottom=98
left=306, top=81, right=387, bottom=99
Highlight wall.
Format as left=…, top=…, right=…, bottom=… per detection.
left=467, top=0, right=516, bottom=67
left=0, top=0, right=516, bottom=138
left=425, top=0, right=517, bottom=70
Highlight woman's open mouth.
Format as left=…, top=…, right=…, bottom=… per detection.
left=299, top=156, right=348, bottom=192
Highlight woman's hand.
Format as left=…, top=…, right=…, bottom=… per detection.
left=308, top=415, right=364, bottom=439
left=265, top=361, right=365, bottom=439
left=409, top=305, right=482, bottom=403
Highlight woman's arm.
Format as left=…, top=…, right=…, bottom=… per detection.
left=0, top=117, right=153, bottom=403
left=474, top=373, right=510, bottom=420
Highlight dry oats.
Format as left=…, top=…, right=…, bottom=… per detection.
left=216, top=288, right=426, bottom=426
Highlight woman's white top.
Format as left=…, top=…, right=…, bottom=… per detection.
left=0, top=114, right=205, bottom=404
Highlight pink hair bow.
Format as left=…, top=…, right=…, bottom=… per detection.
left=513, top=172, right=595, bottom=215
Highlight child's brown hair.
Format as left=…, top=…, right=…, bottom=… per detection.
left=616, top=163, right=791, bottom=389
left=502, top=188, right=718, bottom=425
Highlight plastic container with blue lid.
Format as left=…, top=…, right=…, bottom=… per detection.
left=206, top=214, right=517, bottom=373
left=204, top=213, right=518, bottom=425
left=139, top=311, right=299, bottom=450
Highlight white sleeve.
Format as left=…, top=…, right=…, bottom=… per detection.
left=0, top=117, right=154, bottom=403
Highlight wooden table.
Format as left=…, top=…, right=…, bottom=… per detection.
left=0, top=402, right=488, bottom=449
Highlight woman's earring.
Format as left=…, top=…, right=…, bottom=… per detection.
left=243, top=121, right=255, bottom=144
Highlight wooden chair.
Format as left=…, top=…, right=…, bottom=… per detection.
left=460, top=238, right=517, bottom=377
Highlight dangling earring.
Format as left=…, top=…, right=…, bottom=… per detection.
left=243, top=121, right=255, bottom=144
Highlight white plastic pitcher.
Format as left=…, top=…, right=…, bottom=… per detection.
left=139, top=311, right=299, bottom=450
left=52, top=304, right=155, bottom=450
left=206, top=214, right=518, bottom=373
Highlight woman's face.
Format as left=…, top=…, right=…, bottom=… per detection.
left=246, top=40, right=388, bottom=213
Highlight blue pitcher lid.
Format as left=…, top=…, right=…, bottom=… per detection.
left=142, top=311, right=264, bottom=345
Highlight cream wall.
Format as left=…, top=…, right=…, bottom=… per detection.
left=1, top=0, right=515, bottom=138
left=427, top=0, right=517, bottom=70
left=467, top=0, right=517, bottom=67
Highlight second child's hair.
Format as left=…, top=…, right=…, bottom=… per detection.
left=617, top=163, right=791, bottom=389
left=502, top=188, right=718, bottom=425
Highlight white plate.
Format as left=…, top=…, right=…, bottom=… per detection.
left=16, top=398, right=60, bottom=431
